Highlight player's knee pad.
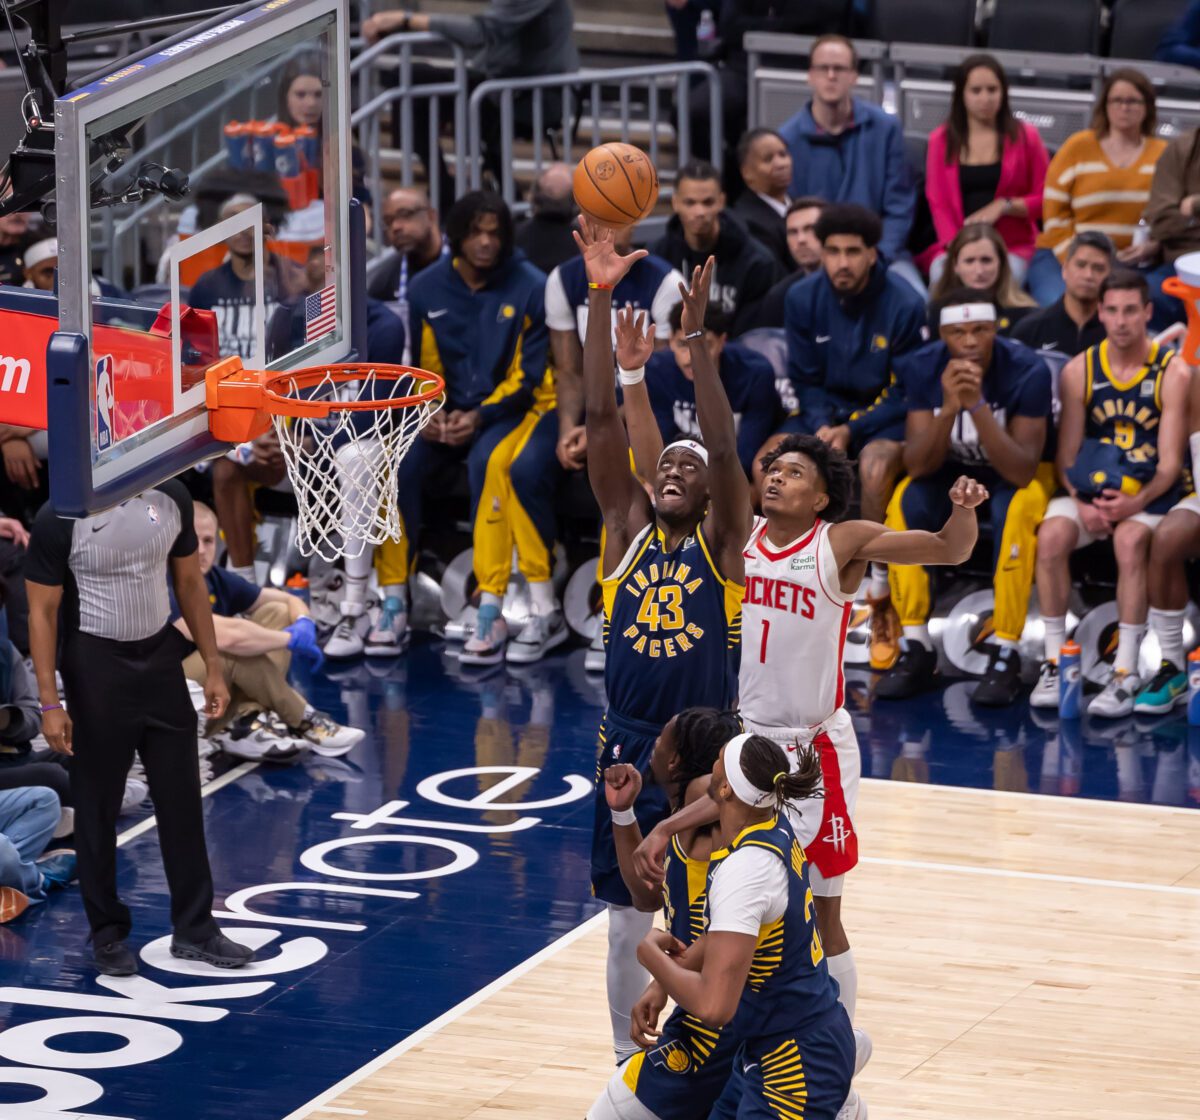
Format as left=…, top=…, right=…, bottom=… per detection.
left=586, top=1068, right=663, bottom=1120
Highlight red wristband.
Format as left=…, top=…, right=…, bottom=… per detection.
left=588, top=281, right=613, bottom=291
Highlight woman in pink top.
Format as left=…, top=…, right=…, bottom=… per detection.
left=924, top=54, right=1049, bottom=287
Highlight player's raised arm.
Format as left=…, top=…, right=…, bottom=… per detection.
left=615, top=304, right=664, bottom=483
left=578, top=219, right=652, bottom=569
left=682, top=258, right=753, bottom=572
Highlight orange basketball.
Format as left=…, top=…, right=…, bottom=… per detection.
left=573, top=143, right=659, bottom=228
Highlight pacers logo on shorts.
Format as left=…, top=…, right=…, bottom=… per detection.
left=649, top=1038, right=691, bottom=1074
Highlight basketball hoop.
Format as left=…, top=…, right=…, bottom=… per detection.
left=206, top=356, right=445, bottom=561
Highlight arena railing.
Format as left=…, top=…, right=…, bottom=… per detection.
left=465, top=61, right=722, bottom=210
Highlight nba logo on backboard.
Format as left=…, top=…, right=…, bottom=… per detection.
left=95, top=354, right=114, bottom=451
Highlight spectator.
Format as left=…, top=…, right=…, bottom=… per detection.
left=367, top=187, right=446, bottom=326
left=188, top=194, right=306, bottom=361
left=879, top=289, right=1053, bottom=702
left=363, top=1, right=578, bottom=204
left=515, top=163, right=579, bottom=276
left=0, top=515, right=29, bottom=653
left=1155, top=1, right=1200, bottom=69
left=733, top=128, right=795, bottom=273
left=645, top=302, right=780, bottom=475
left=0, top=787, right=74, bottom=923
left=928, top=224, right=1036, bottom=334
left=1032, top=272, right=1188, bottom=718
left=545, top=225, right=683, bottom=472
left=1141, top=123, right=1200, bottom=329
left=778, top=35, right=921, bottom=295
left=0, top=212, right=35, bottom=287
left=924, top=54, right=1048, bottom=288
left=1028, top=69, right=1167, bottom=308
left=21, top=238, right=56, bottom=291
left=650, top=160, right=780, bottom=337
left=754, top=196, right=825, bottom=329
left=784, top=202, right=928, bottom=668
left=0, top=625, right=68, bottom=808
left=171, top=503, right=363, bottom=760
left=389, top=191, right=563, bottom=664
left=1012, top=232, right=1113, bottom=357
left=665, top=0, right=716, bottom=62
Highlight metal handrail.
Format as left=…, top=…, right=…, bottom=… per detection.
left=467, top=62, right=722, bottom=207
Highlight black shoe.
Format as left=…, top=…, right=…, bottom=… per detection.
left=94, top=940, right=137, bottom=976
left=170, top=932, right=255, bottom=969
left=875, top=642, right=937, bottom=700
left=972, top=644, right=1023, bottom=707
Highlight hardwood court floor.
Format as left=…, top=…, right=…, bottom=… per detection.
left=296, top=781, right=1200, bottom=1120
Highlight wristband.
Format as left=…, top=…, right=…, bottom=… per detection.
left=683, top=329, right=704, bottom=341
left=968, top=399, right=987, bottom=415
left=588, top=281, right=613, bottom=291
left=611, top=806, right=637, bottom=826
left=618, top=365, right=645, bottom=386
left=40, top=703, right=62, bottom=713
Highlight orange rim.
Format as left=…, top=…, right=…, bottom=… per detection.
left=259, top=362, right=445, bottom=415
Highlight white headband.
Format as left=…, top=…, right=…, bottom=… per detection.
left=658, top=439, right=708, bottom=467
left=23, top=238, right=57, bottom=270
left=940, top=302, right=996, bottom=327
left=724, top=733, right=776, bottom=808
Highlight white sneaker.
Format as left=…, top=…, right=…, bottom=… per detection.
left=210, top=712, right=307, bottom=764
left=584, top=626, right=605, bottom=674
left=52, top=806, right=75, bottom=839
left=506, top=609, right=568, bottom=664
left=1089, top=669, right=1141, bottom=719
left=292, top=710, right=366, bottom=757
left=365, top=596, right=409, bottom=656
left=324, top=604, right=366, bottom=660
left=460, top=608, right=508, bottom=666
left=853, top=1027, right=872, bottom=1076
left=443, top=603, right=478, bottom=644
left=1030, top=659, right=1060, bottom=709
left=121, top=778, right=148, bottom=815
left=836, top=1088, right=867, bottom=1120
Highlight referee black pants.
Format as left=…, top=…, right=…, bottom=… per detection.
left=61, top=625, right=219, bottom=948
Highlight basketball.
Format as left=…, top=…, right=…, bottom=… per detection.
left=573, top=142, right=659, bottom=228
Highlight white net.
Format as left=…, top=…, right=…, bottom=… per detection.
left=269, top=367, right=442, bottom=562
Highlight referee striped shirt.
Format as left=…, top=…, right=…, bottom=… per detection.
left=25, top=481, right=198, bottom=642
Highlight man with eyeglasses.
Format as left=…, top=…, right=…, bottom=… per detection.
left=778, top=35, right=922, bottom=298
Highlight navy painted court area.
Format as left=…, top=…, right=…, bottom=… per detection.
left=0, top=642, right=1194, bottom=1118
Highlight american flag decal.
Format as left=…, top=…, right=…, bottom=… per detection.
left=304, top=284, right=337, bottom=342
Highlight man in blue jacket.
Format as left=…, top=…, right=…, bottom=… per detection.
left=400, top=192, right=563, bottom=665
left=645, top=302, right=781, bottom=476
left=778, top=35, right=922, bottom=296
left=785, top=202, right=928, bottom=667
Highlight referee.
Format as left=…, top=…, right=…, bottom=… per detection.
left=25, top=479, right=253, bottom=976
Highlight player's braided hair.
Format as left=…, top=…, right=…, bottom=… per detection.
left=758, top=434, right=854, bottom=522
left=737, top=734, right=824, bottom=814
left=671, top=708, right=743, bottom=812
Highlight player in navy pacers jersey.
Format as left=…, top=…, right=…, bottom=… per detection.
left=586, top=707, right=742, bottom=1120
left=578, top=219, right=751, bottom=1064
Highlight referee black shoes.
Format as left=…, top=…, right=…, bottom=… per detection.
left=94, top=940, right=138, bottom=976
left=170, top=932, right=255, bottom=969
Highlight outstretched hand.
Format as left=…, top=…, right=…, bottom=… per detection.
left=573, top=217, right=648, bottom=290
left=677, top=256, right=715, bottom=337
left=949, top=476, right=988, bottom=509
left=615, top=304, right=654, bottom=372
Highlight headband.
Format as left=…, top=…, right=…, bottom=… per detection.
left=23, top=238, right=57, bottom=270
left=658, top=439, right=708, bottom=467
left=724, top=733, right=775, bottom=808
left=939, top=302, right=996, bottom=327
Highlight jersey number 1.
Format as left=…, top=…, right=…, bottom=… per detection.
left=758, top=619, right=770, bottom=663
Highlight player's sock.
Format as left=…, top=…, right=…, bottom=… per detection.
left=1043, top=616, right=1066, bottom=662
left=230, top=564, right=255, bottom=582
left=606, top=903, right=653, bottom=1064
left=1115, top=622, right=1146, bottom=675
left=479, top=590, right=503, bottom=612
left=1149, top=607, right=1186, bottom=670
left=901, top=625, right=931, bottom=651
left=341, top=573, right=369, bottom=613
left=528, top=578, right=556, bottom=616
left=380, top=582, right=407, bottom=608
left=995, top=637, right=1019, bottom=652
left=826, top=949, right=858, bottom=1021
left=868, top=564, right=889, bottom=599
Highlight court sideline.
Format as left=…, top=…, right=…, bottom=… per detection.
left=295, top=779, right=1200, bottom=1120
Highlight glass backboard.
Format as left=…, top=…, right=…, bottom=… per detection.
left=49, top=0, right=361, bottom=516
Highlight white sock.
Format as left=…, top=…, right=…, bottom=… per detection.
left=1043, top=615, right=1066, bottom=663
left=479, top=591, right=503, bottom=612
left=1149, top=607, right=1186, bottom=670
left=996, top=637, right=1019, bottom=652
left=1115, top=622, right=1146, bottom=676
left=230, top=564, right=255, bottom=582
left=826, top=949, right=858, bottom=1022
left=380, top=583, right=407, bottom=611
left=902, top=624, right=931, bottom=650
left=528, top=579, right=557, bottom=615
left=869, top=563, right=889, bottom=599
left=342, top=572, right=368, bottom=610
left=606, top=904, right=654, bottom=1063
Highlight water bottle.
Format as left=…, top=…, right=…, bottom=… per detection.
left=1133, top=218, right=1151, bottom=248
left=1188, top=648, right=1200, bottom=725
left=251, top=121, right=277, bottom=173
left=1059, top=639, right=1082, bottom=720
left=274, top=131, right=300, bottom=179
left=223, top=121, right=249, bottom=171
left=697, top=10, right=716, bottom=44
